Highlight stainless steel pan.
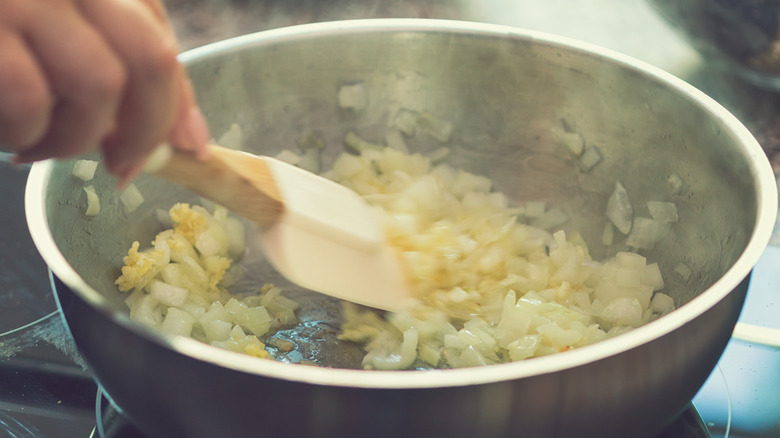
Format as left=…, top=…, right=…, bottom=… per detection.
left=25, top=19, right=777, bottom=438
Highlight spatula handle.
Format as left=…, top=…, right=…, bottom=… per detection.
left=149, top=144, right=285, bottom=226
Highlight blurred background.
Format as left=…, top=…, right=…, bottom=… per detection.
left=163, top=0, right=780, bottom=173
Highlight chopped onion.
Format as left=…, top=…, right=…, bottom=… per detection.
left=524, top=201, right=546, bottom=218
left=579, top=145, right=602, bottom=171
left=149, top=280, right=188, bottom=307
left=120, top=184, right=144, bottom=214
left=344, top=131, right=383, bottom=154
left=647, top=201, right=678, bottom=223
left=667, top=173, right=685, bottom=196
left=385, top=128, right=409, bottom=153
left=217, top=123, right=243, bottom=150
left=118, top=119, right=676, bottom=371
left=530, top=208, right=569, bottom=230
left=427, top=146, right=450, bottom=163
left=274, top=149, right=301, bottom=165
left=606, top=181, right=633, bottom=234
left=560, top=131, right=584, bottom=156
left=72, top=160, right=98, bottom=181
left=161, top=308, right=195, bottom=336
left=297, top=147, right=321, bottom=173
left=392, top=109, right=419, bottom=136
left=417, top=111, right=454, bottom=143
left=626, top=217, right=671, bottom=250
left=674, top=263, right=693, bottom=282
left=82, top=185, right=100, bottom=217
left=118, top=204, right=298, bottom=360
left=602, top=222, right=614, bottom=246
left=337, top=82, right=368, bottom=110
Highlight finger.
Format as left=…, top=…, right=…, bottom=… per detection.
left=0, top=29, right=52, bottom=150
left=136, top=0, right=169, bottom=24
left=13, top=2, right=125, bottom=162
left=168, top=75, right=211, bottom=159
left=114, top=0, right=212, bottom=160
left=77, top=0, right=181, bottom=175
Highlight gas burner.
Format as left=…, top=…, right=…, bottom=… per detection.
left=0, top=161, right=57, bottom=336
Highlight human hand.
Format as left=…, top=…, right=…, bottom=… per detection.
left=0, top=0, right=210, bottom=183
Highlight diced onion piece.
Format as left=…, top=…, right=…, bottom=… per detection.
left=217, top=123, right=243, bottom=150
left=235, top=306, right=272, bottom=337
left=561, top=131, right=584, bottom=156
left=330, top=153, right=365, bottom=179
left=600, top=297, right=644, bottom=327
left=224, top=297, right=247, bottom=315
left=536, top=322, right=583, bottom=347
left=149, top=280, right=188, bottom=307
left=626, top=217, right=671, bottom=250
left=120, top=184, right=144, bottom=214
left=530, top=208, right=569, bottom=230
left=651, top=293, right=675, bottom=315
left=202, top=319, right=233, bottom=342
left=195, top=225, right=228, bottom=258
left=385, top=128, right=409, bottom=153
left=337, top=83, right=367, bottom=110
left=602, top=222, right=614, bottom=246
left=427, top=146, right=450, bottom=163
left=616, top=252, right=646, bottom=270
left=200, top=301, right=231, bottom=325
left=606, top=181, right=633, bottom=234
left=72, top=159, right=98, bottom=181
left=667, top=173, right=686, bottom=196
left=161, top=307, right=195, bottom=336
left=274, top=149, right=301, bottom=165
left=674, top=263, right=693, bottom=282
left=417, top=111, right=453, bottom=143
left=508, top=335, right=541, bottom=361
left=344, top=131, right=382, bottom=154
left=418, top=342, right=442, bottom=367
left=580, top=145, right=602, bottom=171
left=83, top=185, right=100, bottom=217
left=155, top=208, right=173, bottom=228
left=451, top=170, right=491, bottom=196
left=129, top=295, right=162, bottom=327
left=642, top=263, right=665, bottom=290
left=392, top=109, right=419, bottom=136
left=524, top=201, right=546, bottom=218
left=647, top=201, right=678, bottom=223
left=276, top=308, right=297, bottom=326
left=297, top=131, right=326, bottom=151
left=224, top=217, right=246, bottom=259
left=297, top=147, right=321, bottom=173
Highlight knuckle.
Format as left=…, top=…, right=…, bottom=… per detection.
left=140, top=38, right=180, bottom=80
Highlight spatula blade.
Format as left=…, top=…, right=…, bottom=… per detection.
left=258, top=157, right=414, bottom=312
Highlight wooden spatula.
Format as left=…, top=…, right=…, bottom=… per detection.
left=145, top=143, right=413, bottom=312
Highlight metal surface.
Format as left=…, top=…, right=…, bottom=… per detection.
left=25, top=19, right=777, bottom=438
